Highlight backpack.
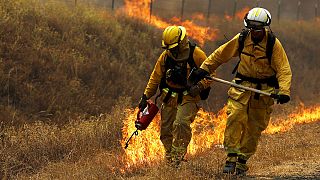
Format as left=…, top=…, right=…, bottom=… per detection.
left=232, top=29, right=276, bottom=74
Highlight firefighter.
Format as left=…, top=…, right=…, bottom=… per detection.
left=193, top=7, right=292, bottom=175
left=138, top=26, right=214, bottom=168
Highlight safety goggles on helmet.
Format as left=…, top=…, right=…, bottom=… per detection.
left=245, top=20, right=265, bottom=30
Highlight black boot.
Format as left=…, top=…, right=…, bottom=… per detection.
left=223, top=153, right=237, bottom=174
left=235, top=157, right=248, bottom=176
left=223, top=161, right=236, bottom=174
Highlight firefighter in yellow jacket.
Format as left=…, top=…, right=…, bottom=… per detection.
left=138, top=26, right=213, bottom=167
left=195, top=8, right=292, bottom=175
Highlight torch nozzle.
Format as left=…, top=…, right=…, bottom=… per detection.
left=124, top=129, right=139, bottom=149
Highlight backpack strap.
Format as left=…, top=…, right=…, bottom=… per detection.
left=266, top=31, right=276, bottom=64
left=232, top=29, right=249, bottom=74
left=187, top=41, right=197, bottom=69
left=232, top=29, right=276, bottom=74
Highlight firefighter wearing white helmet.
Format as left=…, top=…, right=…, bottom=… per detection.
left=138, top=25, right=214, bottom=168
left=192, top=7, right=292, bottom=176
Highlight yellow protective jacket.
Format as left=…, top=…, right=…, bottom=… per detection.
left=144, top=45, right=211, bottom=105
left=200, top=30, right=292, bottom=104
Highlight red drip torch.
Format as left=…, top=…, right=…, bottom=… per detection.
left=124, top=100, right=159, bottom=149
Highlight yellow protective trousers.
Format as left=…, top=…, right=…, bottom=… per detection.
left=224, top=95, right=273, bottom=160
left=160, top=102, right=198, bottom=161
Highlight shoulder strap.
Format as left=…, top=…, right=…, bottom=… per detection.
left=232, top=29, right=249, bottom=74
left=266, top=31, right=276, bottom=64
left=187, top=41, right=196, bottom=69
left=238, top=29, right=249, bottom=56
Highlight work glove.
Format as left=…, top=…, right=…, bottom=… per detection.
left=188, top=83, right=204, bottom=97
left=188, top=68, right=210, bottom=86
left=277, top=94, right=290, bottom=104
left=138, top=94, right=148, bottom=111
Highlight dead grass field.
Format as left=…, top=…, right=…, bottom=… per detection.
left=8, top=116, right=319, bottom=179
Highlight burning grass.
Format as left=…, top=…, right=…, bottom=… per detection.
left=4, top=104, right=319, bottom=179
left=121, top=104, right=320, bottom=169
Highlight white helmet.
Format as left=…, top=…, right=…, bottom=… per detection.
left=244, top=7, right=271, bottom=29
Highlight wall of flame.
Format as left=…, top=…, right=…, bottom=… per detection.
left=121, top=0, right=218, bottom=46
left=122, top=105, right=320, bottom=168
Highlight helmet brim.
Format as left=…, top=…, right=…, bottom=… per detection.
left=162, top=40, right=179, bottom=49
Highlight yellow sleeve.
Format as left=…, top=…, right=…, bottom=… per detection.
left=193, top=46, right=207, bottom=67
left=143, top=52, right=166, bottom=99
left=193, top=46, right=216, bottom=88
left=200, top=34, right=240, bottom=74
left=271, top=39, right=292, bottom=96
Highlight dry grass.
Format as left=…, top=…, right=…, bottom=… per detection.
left=251, top=121, right=320, bottom=178
left=0, top=0, right=161, bottom=125
left=10, top=121, right=319, bottom=179
left=0, top=97, right=131, bottom=179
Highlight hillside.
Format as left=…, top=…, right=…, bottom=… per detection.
left=0, top=0, right=161, bottom=125
left=0, top=0, right=319, bottom=179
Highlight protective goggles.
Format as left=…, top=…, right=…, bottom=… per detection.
left=246, top=20, right=265, bottom=30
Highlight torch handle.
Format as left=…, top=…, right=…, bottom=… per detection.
left=207, top=76, right=279, bottom=99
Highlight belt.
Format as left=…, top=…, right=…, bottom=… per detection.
left=235, top=73, right=279, bottom=99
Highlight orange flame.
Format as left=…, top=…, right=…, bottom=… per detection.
left=121, top=107, right=228, bottom=168
left=224, top=14, right=233, bottom=21
left=188, top=107, right=227, bottom=154
left=264, top=106, right=320, bottom=134
left=122, top=105, right=320, bottom=168
left=224, top=7, right=250, bottom=21
left=236, top=7, right=250, bottom=20
left=122, top=0, right=218, bottom=46
left=191, top=13, right=205, bottom=21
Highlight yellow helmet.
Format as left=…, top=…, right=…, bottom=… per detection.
left=161, top=26, right=186, bottom=50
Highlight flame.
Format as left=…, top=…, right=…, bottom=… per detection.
left=224, top=14, right=233, bottom=21
left=121, top=107, right=227, bottom=168
left=121, top=0, right=218, bottom=46
left=191, top=13, right=205, bottom=21
left=122, top=105, right=320, bottom=168
left=188, top=107, right=227, bottom=154
left=264, top=105, right=320, bottom=134
left=224, top=7, right=250, bottom=21
left=235, top=7, right=250, bottom=20
left=121, top=108, right=163, bottom=168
